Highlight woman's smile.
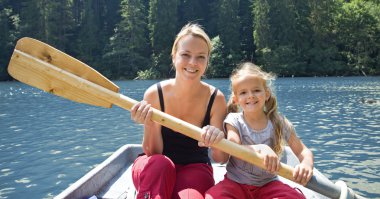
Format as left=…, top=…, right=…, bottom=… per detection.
left=184, top=67, right=199, bottom=73
left=173, top=35, right=209, bottom=80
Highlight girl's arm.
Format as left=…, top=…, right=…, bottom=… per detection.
left=288, top=131, right=314, bottom=185
left=246, top=144, right=280, bottom=174
left=224, top=123, right=280, bottom=173
left=131, top=86, right=163, bottom=156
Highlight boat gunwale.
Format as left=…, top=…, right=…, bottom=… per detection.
left=55, top=144, right=333, bottom=199
left=54, top=144, right=142, bottom=199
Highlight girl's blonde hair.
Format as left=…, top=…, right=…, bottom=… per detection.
left=228, top=62, right=285, bottom=155
left=171, top=23, right=212, bottom=58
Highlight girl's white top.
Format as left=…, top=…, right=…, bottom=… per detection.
left=223, top=112, right=292, bottom=186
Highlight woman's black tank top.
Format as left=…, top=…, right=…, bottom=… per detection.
left=157, top=83, right=218, bottom=165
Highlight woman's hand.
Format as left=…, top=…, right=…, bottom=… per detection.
left=198, top=125, right=225, bottom=147
left=130, top=100, right=154, bottom=126
left=293, top=162, right=313, bottom=186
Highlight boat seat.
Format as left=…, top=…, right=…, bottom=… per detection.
left=97, top=163, right=135, bottom=199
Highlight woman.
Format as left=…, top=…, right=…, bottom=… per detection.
left=130, top=23, right=227, bottom=199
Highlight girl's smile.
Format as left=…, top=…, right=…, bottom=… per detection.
left=233, top=75, right=269, bottom=113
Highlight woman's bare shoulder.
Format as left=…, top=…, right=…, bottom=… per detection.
left=202, top=82, right=226, bottom=102
left=202, top=82, right=227, bottom=115
left=144, top=80, right=171, bottom=94
left=143, top=82, right=163, bottom=108
left=144, top=84, right=157, bottom=98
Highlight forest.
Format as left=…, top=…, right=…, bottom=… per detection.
left=0, top=0, right=379, bottom=81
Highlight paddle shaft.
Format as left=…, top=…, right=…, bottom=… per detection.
left=11, top=49, right=294, bottom=177
left=9, top=48, right=366, bottom=199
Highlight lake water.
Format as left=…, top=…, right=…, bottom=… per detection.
left=0, top=77, right=379, bottom=199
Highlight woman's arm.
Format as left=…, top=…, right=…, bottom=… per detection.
left=209, top=121, right=242, bottom=163
left=131, top=85, right=163, bottom=156
left=207, top=90, right=229, bottom=163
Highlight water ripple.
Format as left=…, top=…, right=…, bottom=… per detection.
left=1, top=77, right=379, bottom=198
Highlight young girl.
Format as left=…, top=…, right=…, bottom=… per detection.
left=205, top=62, right=314, bottom=199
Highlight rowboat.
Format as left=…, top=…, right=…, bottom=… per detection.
left=53, top=144, right=331, bottom=199
left=7, top=38, right=365, bottom=199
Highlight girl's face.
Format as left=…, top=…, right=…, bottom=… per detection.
left=232, top=75, right=270, bottom=113
left=172, top=35, right=208, bottom=81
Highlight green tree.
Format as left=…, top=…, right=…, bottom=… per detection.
left=291, top=0, right=313, bottom=75
left=178, top=0, right=208, bottom=27
left=336, top=0, right=380, bottom=75
left=44, top=1, right=74, bottom=51
left=149, top=0, right=178, bottom=78
left=19, top=1, right=74, bottom=51
left=1, top=0, right=380, bottom=80
left=239, top=0, right=255, bottom=62
left=365, top=1, right=380, bottom=75
left=19, top=0, right=45, bottom=40
left=104, top=0, right=150, bottom=79
left=75, top=0, right=107, bottom=72
left=254, top=0, right=306, bottom=75
left=271, top=0, right=312, bottom=75
left=270, top=1, right=298, bottom=74
left=216, top=0, right=241, bottom=74
left=103, top=0, right=121, bottom=39
left=206, top=0, right=220, bottom=37
left=253, top=0, right=272, bottom=51
left=253, top=0, right=275, bottom=72
left=0, top=1, right=19, bottom=80
left=307, top=0, right=344, bottom=76
left=207, top=36, right=226, bottom=78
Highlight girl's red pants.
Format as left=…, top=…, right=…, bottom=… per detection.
left=205, top=175, right=306, bottom=199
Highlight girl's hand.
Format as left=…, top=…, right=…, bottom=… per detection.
left=262, top=147, right=280, bottom=174
left=130, top=100, right=154, bottom=126
left=251, top=144, right=280, bottom=174
left=293, top=162, right=313, bottom=186
left=198, top=125, right=225, bottom=147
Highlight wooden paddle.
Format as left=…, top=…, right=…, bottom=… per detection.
left=7, top=37, right=363, bottom=199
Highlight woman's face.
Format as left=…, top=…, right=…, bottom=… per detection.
left=172, top=35, right=209, bottom=81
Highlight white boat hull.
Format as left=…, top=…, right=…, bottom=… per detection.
left=55, top=144, right=333, bottom=199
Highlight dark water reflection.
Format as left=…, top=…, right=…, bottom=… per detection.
left=0, top=77, right=379, bottom=198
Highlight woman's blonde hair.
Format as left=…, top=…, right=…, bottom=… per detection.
left=171, top=23, right=212, bottom=58
left=228, top=62, right=285, bottom=155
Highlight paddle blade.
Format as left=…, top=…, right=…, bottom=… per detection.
left=7, top=37, right=119, bottom=108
